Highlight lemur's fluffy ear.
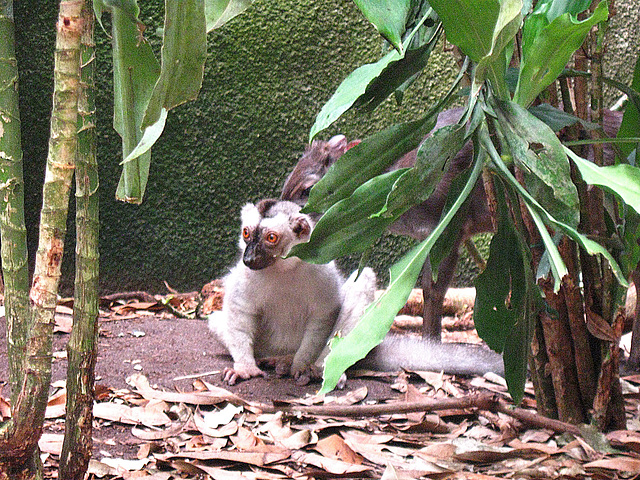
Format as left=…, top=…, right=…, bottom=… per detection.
left=291, top=216, right=311, bottom=240
left=240, top=203, right=260, bottom=226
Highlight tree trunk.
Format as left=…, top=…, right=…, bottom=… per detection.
left=0, top=0, right=30, bottom=409
left=0, top=0, right=83, bottom=476
left=59, top=2, right=98, bottom=478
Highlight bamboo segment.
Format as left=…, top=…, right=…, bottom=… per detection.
left=0, top=0, right=30, bottom=407
left=0, top=1, right=84, bottom=475
left=59, top=2, right=98, bottom=478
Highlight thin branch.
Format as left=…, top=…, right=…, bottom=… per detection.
left=255, top=393, right=582, bottom=437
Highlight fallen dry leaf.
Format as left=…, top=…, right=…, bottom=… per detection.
left=39, top=433, right=64, bottom=455
left=279, top=428, right=318, bottom=449
left=128, top=373, right=246, bottom=406
left=155, top=447, right=291, bottom=467
left=606, top=429, right=640, bottom=453
left=584, top=456, right=640, bottom=473
left=231, top=426, right=264, bottom=449
left=324, top=386, right=368, bottom=406
left=131, top=420, right=190, bottom=441
left=193, top=410, right=239, bottom=438
left=93, top=401, right=171, bottom=427
left=290, top=450, right=372, bottom=475
left=314, top=434, right=364, bottom=464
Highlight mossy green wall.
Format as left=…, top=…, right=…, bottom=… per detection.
left=15, top=0, right=457, bottom=294
left=14, top=1, right=639, bottom=295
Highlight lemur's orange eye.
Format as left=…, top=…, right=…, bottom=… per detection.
left=266, top=232, right=279, bottom=244
left=242, top=227, right=251, bottom=240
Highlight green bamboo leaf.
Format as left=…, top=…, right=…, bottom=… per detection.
left=493, top=99, right=579, bottom=228
left=121, top=108, right=168, bottom=165
left=514, top=1, right=608, bottom=107
left=305, top=112, right=439, bottom=213
left=429, top=0, right=521, bottom=100
left=205, top=0, right=254, bottom=32
left=566, top=148, right=640, bottom=215
left=309, top=5, right=437, bottom=139
left=355, top=24, right=442, bottom=112
left=521, top=0, right=591, bottom=51
left=428, top=0, right=501, bottom=63
left=473, top=165, right=535, bottom=404
left=94, top=0, right=140, bottom=32
left=142, top=0, right=207, bottom=128
left=479, top=123, right=567, bottom=293
left=353, top=0, right=413, bottom=53
left=309, top=51, right=401, bottom=141
left=381, top=123, right=466, bottom=215
left=474, top=183, right=526, bottom=354
left=474, top=0, right=522, bottom=99
left=111, top=5, right=160, bottom=203
left=485, top=133, right=627, bottom=286
left=525, top=202, right=567, bottom=290
left=291, top=170, right=407, bottom=264
left=528, top=103, right=592, bottom=132
left=320, top=240, right=429, bottom=393
left=320, top=150, right=485, bottom=393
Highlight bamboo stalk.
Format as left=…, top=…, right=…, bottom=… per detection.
left=559, top=238, right=597, bottom=408
left=539, top=280, right=587, bottom=425
left=0, top=0, right=30, bottom=407
left=0, top=1, right=83, bottom=476
left=59, top=2, right=98, bottom=478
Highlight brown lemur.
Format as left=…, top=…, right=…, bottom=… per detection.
left=209, top=199, right=504, bottom=386
left=280, top=107, right=623, bottom=340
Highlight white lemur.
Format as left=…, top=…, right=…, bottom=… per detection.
left=209, top=199, right=504, bottom=386
left=281, top=107, right=623, bottom=340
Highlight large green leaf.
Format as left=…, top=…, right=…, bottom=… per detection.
left=429, top=0, right=521, bottom=100
left=473, top=0, right=522, bottom=100
left=320, top=240, right=429, bottom=393
left=309, top=4, right=436, bottom=140
left=353, top=0, right=413, bottom=53
left=481, top=120, right=568, bottom=292
left=493, top=99, right=579, bottom=228
left=291, top=170, right=407, bottom=264
left=205, top=0, right=254, bottom=32
left=355, top=22, right=442, bottom=112
left=474, top=178, right=530, bottom=403
left=528, top=103, right=593, bottom=132
left=428, top=0, right=500, bottom=63
left=114, top=0, right=206, bottom=203
left=486, top=132, right=627, bottom=286
left=514, top=0, right=608, bottom=107
left=309, top=51, right=401, bottom=141
left=110, top=4, right=161, bottom=204
left=381, top=123, right=466, bottom=215
left=521, top=0, right=591, bottom=51
left=566, top=148, right=640, bottom=216
left=305, top=112, right=439, bottom=213
left=142, top=0, right=207, bottom=128
left=320, top=149, right=485, bottom=393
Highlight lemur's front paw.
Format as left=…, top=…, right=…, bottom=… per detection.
left=259, top=355, right=294, bottom=377
left=223, top=363, right=266, bottom=385
left=291, top=363, right=322, bottom=385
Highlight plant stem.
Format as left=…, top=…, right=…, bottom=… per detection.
left=0, top=1, right=83, bottom=476
left=0, top=0, right=30, bottom=407
left=59, top=1, right=98, bottom=478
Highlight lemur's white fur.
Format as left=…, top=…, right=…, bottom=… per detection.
left=210, top=200, right=504, bottom=385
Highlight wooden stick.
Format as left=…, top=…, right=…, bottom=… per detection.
left=254, top=392, right=582, bottom=437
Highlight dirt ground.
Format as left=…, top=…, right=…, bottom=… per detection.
left=0, top=310, right=404, bottom=458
